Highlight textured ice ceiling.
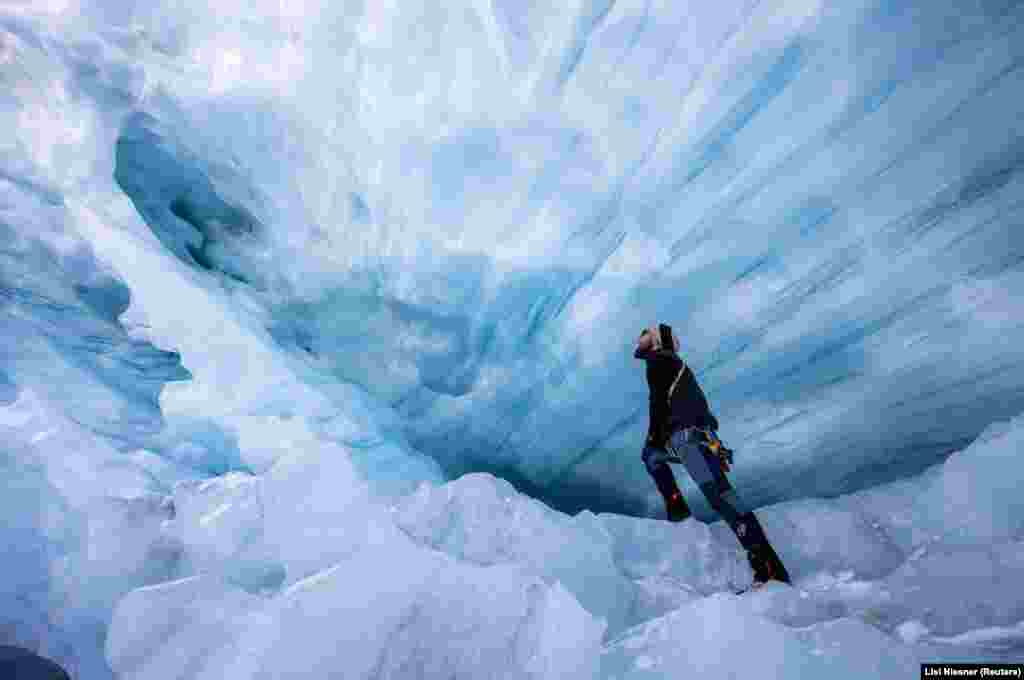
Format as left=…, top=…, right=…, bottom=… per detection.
left=5, top=0, right=1024, bottom=520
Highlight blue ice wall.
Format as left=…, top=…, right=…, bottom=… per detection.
left=94, top=0, right=1024, bottom=517
left=5, top=0, right=1023, bottom=522
left=0, top=190, right=190, bottom=449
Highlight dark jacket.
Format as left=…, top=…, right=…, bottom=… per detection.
left=634, top=346, right=719, bottom=447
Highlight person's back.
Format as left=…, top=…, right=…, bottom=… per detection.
left=634, top=325, right=717, bottom=445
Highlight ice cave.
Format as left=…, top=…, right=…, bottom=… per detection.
left=1, top=0, right=1023, bottom=677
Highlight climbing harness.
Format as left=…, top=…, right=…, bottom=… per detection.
left=667, top=425, right=735, bottom=472
left=665, top=360, right=734, bottom=470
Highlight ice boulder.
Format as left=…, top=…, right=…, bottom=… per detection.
left=64, top=493, right=181, bottom=615
left=919, top=413, right=1024, bottom=545
left=792, top=617, right=920, bottom=678
left=170, top=472, right=284, bottom=590
left=250, top=546, right=605, bottom=680
left=838, top=413, right=1024, bottom=552
left=727, top=498, right=907, bottom=582
left=107, top=537, right=606, bottom=680
left=394, top=472, right=637, bottom=636
left=105, top=574, right=264, bottom=680
left=601, top=593, right=832, bottom=679
left=733, top=581, right=848, bottom=628
left=595, top=512, right=750, bottom=595
left=261, top=438, right=398, bottom=584
left=601, top=591, right=921, bottom=679
left=876, top=541, right=1024, bottom=638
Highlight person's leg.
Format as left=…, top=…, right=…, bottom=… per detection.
left=671, top=430, right=790, bottom=584
left=642, top=443, right=691, bottom=521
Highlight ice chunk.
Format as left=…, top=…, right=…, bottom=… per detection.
left=736, top=498, right=906, bottom=581
left=629, top=575, right=702, bottom=623
left=105, top=575, right=262, bottom=680
left=737, top=581, right=847, bottom=628
left=792, top=618, right=920, bottom=678
left=69, top=494, right=180, bottom=611
left=919, top=412, right=1024, bottom=545
left=108, top=539, right=604, bottom=680
left=831, top=412, right=1024, bottom=555
left=395, top=472, right=635, bottom=636
left=835, top=464, right=944, bottom=553
left=596, top=512, right=749, bottom=594
left=601, top=593, right=832, bottom=679
left=877, top=542, right=1024, bottom=638
left=261, top=440, right=402, bottom=583
left=605, top=595, right=921, bottom=679
left=170, top=472, right=284, bottom=590
left=172, top=472, right=262, bottom=568
left=123, top=449, right=202, bottom=493
left=0, top=386, right=185, bottom=677
left=525, top=581, right=607, bottom=680
left=256, top=546, right=604, bottom=680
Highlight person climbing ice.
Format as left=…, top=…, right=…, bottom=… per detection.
left=635, top=323, right=790, bottom=586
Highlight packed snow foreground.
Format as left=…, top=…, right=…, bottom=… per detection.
left=104, top=411, right=1024, bottom=680
left=3, top=1, right=1024, bottom=678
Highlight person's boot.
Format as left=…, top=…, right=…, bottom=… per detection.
left=747, top=544, right=790, bottom=586
left=665, top=490, right=691, bottom=522
left=764, top=544, right=790, bottom=584
left=734, top=513, right=790, bottom=586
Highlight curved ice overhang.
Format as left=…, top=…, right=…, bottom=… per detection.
left=102, top=0, right=1024, bottom=519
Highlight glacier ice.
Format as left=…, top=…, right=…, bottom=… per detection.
left=104, top=410, right=1024, bottom=679
left=106, top=545, right=607, bottom=680
left=2, top=0, right=1024, bottom=677
left=393, top=472, right=640, bottom=637
left=6, top=0, right=1020, bottom=516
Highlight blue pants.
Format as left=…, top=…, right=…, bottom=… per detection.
left=642, top=429, right=790, bottom=582
left=642, top=429, right=749, bottom=535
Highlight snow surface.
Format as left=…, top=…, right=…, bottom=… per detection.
left=75, top=412, right=1024, bottom=677
left=2, top=0, right=1024, bottom=677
